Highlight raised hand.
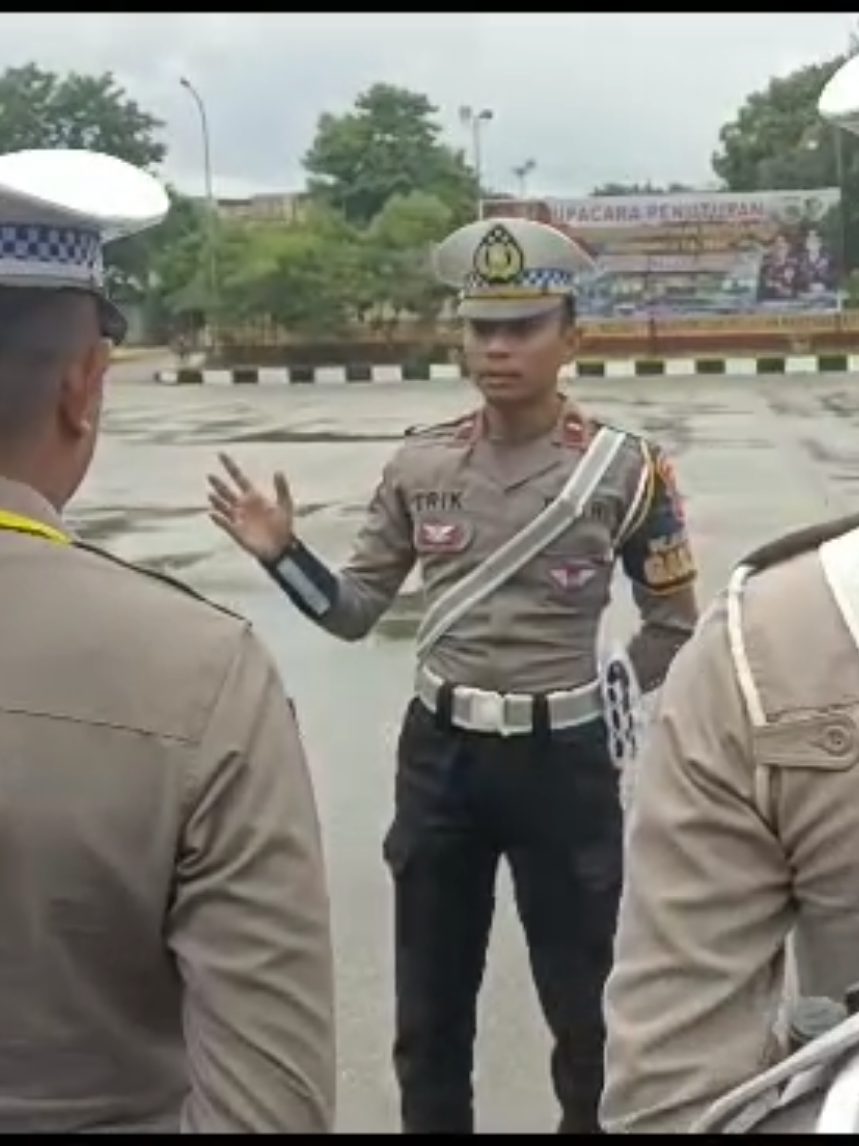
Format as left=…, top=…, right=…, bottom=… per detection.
left=207, top=452, right=295, bottom=563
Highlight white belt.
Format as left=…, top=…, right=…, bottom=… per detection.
left=415, top=665, right=603, bottom=737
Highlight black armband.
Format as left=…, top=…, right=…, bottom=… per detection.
left=262, top=539, right=340, bottom=622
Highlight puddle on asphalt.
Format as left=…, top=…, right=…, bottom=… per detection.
left=818, top=391, right=859, bottom=422
left=141, top=550, right=212, bottom=576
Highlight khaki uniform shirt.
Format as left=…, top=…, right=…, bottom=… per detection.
left=602, top=514, right=859, bottom=1133
left=306, top=400, right=699, bottom=693
left=0, top=478, right=335, bottom=1134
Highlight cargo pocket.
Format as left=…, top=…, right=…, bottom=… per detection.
left=751, top=709, right=859, bottom=829
left=382, top=816, right=413, bottom=878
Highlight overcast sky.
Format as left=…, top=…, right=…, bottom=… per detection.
left=2, top=12, right=856, bottom=200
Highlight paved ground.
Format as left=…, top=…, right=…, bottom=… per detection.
left=91, top=367, right=859, bottom=1132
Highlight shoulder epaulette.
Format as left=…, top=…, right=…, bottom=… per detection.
left=740, top=511, right=859, bottom=575
left=591, top=417, right=645, bottom=449
left=591, top=417, right=636, bottom=437
left=73, top=540, right=246, bottom=622
left=404, top=411, right=478, bottom=439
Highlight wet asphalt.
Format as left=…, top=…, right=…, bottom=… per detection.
left=90, top=364, right=859, bottom=1132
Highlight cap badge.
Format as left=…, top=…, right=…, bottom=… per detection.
left=472, top=223, right=525, bottom=286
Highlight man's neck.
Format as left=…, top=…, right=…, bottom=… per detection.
left=0, top=451, right=66, bottom=514
left=482, top=393, right=565, bottom=443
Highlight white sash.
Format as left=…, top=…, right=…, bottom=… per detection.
left=415, top=426, right=629, bottom=664
left=690, top=1011, right=859, bottom=1133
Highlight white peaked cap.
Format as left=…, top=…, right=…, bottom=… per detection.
left=0, top=148, right=170, bottom=344
left=434, top=215, right=594, bottom=321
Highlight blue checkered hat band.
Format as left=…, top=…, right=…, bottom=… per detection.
left=0, top=222, right=104, bottom=287
left=464, top=266, right=574, bottom=292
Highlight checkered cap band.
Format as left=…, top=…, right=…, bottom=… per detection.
left=0, top=222, right=104, bottom=286
left=462, top=266, right=575, bottom=297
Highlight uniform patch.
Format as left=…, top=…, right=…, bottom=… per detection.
left=414, top=518, right=472, bottom=554
left=641, top=533, right=695, bottom=589
left=561, top=414, right=588, bottom=449
left=548, top=560, right=600, bottom=591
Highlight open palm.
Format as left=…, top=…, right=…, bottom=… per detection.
left=207, top=452, right=294, bottom=563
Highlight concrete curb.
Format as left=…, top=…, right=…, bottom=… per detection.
left=154, top=355, right=859, bottom=386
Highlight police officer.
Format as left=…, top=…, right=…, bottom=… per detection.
left=0, top=149, right=335, bottom=1133
left=208, top=216, right=699, bottom=1133
left=600, top=54, right=859, bottom=1136
left=600, top=504, right=859, bottom=1137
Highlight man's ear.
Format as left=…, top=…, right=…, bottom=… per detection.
left=57, top=338, right=111, bottom=438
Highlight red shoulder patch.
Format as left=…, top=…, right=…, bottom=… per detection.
left=452, top=414, right=480, bottom=443
left=560, top=412, right=590, bottom=448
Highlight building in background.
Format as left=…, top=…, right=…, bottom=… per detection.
left=193, top=190, right=308, bottom=225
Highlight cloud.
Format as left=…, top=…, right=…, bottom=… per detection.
left=0, top=12, right=854, bottom=198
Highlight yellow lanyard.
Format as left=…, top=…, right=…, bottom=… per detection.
left=0, top=508, right=70, bottom=545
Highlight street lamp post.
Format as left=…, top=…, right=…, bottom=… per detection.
left=459, top=105, right=494, bottom=218
left=512, top=158, right=536, bottom=199
left=179, top=76, right=218, bottom=318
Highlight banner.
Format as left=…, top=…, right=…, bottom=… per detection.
left=481, top=190, right=842, bottom=321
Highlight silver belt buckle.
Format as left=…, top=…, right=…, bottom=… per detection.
left=470, top=689, right=507, bottom=735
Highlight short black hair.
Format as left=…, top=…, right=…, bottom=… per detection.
left=0, top=287, right=101, bottom=443
left=561, top=294, right=577, bottom=326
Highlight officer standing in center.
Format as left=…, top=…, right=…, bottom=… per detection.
left=207, top=216, right=700, bottom=1134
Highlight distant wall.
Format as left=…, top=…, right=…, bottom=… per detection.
left=210, top=312, right=859, bottom=368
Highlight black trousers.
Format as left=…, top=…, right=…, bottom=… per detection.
left=383, top=698, right=624, bottom=1135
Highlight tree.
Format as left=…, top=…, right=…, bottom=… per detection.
left=303, top=83, right=477, bottom=228
left=711, top=52, right=859, bottom=269
left=217, top=214, right=363, bottom=338
left=141, top=193, right=210, bottom=308
left=0, top=63, right=164, bottom=167
left=712, top=58, right=845, bottom=192
left=361, top=190, right=454, bottom=326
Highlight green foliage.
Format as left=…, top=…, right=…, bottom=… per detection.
left=360, top=191, right=454, bottom=324
left=303, top=83, right=477, bottom=228
left=712, top=60, right=844, bottom=192
left=0, top=62, right=165, bottom=166
left=712, top=53, right=859, bottom=269
left=217, top=216, right=362, bottom=338
left=209, top=84, right=477, bottom=336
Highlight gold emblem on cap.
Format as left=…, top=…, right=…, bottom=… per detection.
left=472, top=224, right=525, bottom=285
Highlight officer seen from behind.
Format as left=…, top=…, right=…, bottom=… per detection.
left=0, top=149, right=335, bottom=1134
left=207, top=216, right=700, bottom=1133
